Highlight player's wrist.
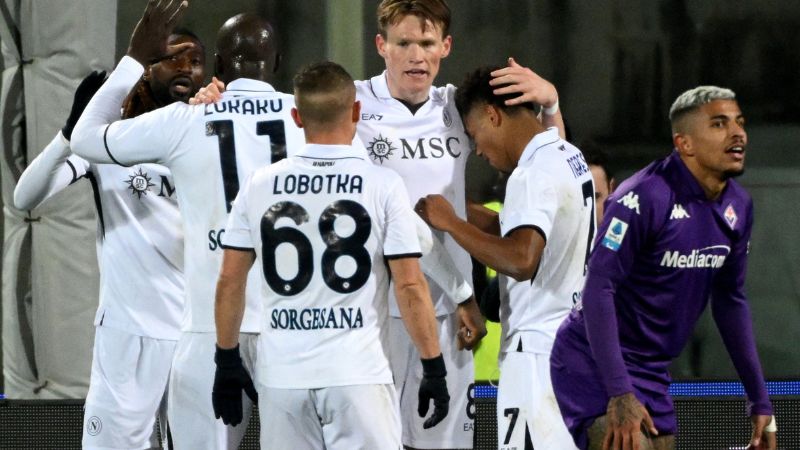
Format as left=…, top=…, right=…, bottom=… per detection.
left=214, top=344, right=243, bottom=368
left=542, top=97, right=559, bottom=116
left=421, top=354, right=447, bottom=378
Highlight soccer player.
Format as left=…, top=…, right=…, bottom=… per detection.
left=71, top=4, right=305, bottom=448
left=550, top=86, right=778, bottom=450
left=416, top=66, right=591, bottom=450
left=13, top=29, right=204, bottom=449
left=356, top=2, right=565, bottom=447
left=214, top=60, right=449, bottom=450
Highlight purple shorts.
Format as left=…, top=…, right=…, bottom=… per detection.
left=550, top=317, right=677, bottom=450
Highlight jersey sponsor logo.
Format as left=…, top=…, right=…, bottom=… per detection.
left=360, top=113, right=383, bottom=121
left=601, top=217, right=628, bottom=251
left=125, top=167, right=155, bottom=198
left=270, top=307, right=364, bottom=330
left=203, top=98, right=283, bottom=116
left=660, top=245, right=730, bottom=269
left=669, top=203, right=690, bottom=220
left=367, top=134, right=396, bottom=164
left=566, top=152, right=589, bottom=179
left=400, top=137, right=462, bottom=160
left=272, top=173, right=363, bottom=195
left=616, top=191, right=641, bottom=214
left=86, top=416, right=102, bottom=436
left=724, top=204, right=737, bottom=228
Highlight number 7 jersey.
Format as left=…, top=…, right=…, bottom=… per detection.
left=71, top=56, right=306, bottom=333
left=223, top=143, right=423, bottom=388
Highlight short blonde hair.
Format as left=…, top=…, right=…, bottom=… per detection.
left=377, top=0, right=450, bottom=38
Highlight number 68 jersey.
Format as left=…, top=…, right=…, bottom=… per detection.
left=223, top=143, right=423, bottom=389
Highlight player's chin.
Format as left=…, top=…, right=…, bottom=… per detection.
left=722, top=164, right=745, bottom=179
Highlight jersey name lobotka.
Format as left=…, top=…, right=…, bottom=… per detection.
left=272, top=173, right=363, bottom=195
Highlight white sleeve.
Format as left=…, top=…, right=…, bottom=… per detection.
left=71, top=56, right=172, bottom=166
left=500, top=167, right=557, bottom=240
left=417, top=219, right=474, bottom=304
left=14, top=132, right=91, bottom=210
left=222, top=176, right=255, bottom=251
left=383, top=176, right=422, bottom=258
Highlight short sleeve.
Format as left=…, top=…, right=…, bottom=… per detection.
left=222, top=176, right=255, bottom=251
left=499, top=167, right=557, bottom=240
left=382, top=174, right=422, bottom=259
left=588, top=185, right=659, bottom=282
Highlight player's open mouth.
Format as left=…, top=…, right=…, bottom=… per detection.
left=726, top=145, right=745, bottom=161
left=170, top=77, right=193, bottom=96
left=405, top=69, right=428, bottom=79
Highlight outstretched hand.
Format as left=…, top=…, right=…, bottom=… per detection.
left=603, top=393, right=658, bottom=450
left=127, top=0, right=191, bottom=66
left=62, top=70, right=107, bottom=141
left=490, top=57, right=558, bottom=109
left=189, top=77, right=226, bottom=105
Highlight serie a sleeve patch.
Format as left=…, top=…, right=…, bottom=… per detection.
left=601, top=217, right=628, bottom=251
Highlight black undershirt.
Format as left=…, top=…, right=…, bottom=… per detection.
left=396, top=97, right=428, bottom=114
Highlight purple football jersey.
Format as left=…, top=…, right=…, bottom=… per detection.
left=550, top=151, right=771, bottom=449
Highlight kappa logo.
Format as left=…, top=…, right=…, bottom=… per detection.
left=125, top=167, right=155, bottom=198
left=601, top=217, right=628, bottom=251
left=617, top=191, right=641, bottom=214
left=724, top=204, right=737, bottom=228
left=670, top=204, right=691, bottom=220
left=86, top=416, right=102, bottom=436
left=366, top=134, right=396, bottom=164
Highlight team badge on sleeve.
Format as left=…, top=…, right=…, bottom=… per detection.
left=601, top=217, right=628, bottom=251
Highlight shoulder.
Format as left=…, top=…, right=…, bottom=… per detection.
left=354, top=78, right=379, bottom=101
left=611, top=158, right=673, bottom=206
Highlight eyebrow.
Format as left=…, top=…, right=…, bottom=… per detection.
left=709, top=114, right=744, bottom=121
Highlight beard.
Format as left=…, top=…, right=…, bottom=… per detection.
left=723, top=167, right=745, bottom=179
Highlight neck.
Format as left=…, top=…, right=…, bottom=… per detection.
left=683, top=159, right=727, bottom=200
left=386, top=75, right=430, bottom=104
left=304, top=126, right=355, bottom=146
left=508, top=114, right=545, bottom=165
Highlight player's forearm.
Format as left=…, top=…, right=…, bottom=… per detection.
left=395, top=277, right=441, bottom=359
left=443, top=218, right=535, bottom=281
left=14, top=133, right=76, bottom=210
left=72, top=56, right=144, bottom=163
left=541, top=109, right=566, bottom=140
left=214, top=276, right=246, bottom=349
left=712, top=296, right=773, bottom=415
left=466, top=201, right=501, bottom=235
left=582, top=272, right=635, bottom=397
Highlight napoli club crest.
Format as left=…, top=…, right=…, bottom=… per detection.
left=367, top=134, right=396, bottom=164
left=442, top=108, right=452, bottom=128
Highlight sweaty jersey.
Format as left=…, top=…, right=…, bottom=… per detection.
left=499, top=128, right=595, bottom=354
left=14, top=133, right=183, bottom=340
left=355, top=72, right=472, bottom=317
left=553, top=150, right=771, bottom=414
left=72, top=56, right=305, bottom=333
left=223, top=144, right=422, bottom=388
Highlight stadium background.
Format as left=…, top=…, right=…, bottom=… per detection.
left=1, top=0, right=798, bottom=447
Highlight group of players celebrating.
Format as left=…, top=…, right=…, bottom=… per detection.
left=15, top=0, right=778, bottom=449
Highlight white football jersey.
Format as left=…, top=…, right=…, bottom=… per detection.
left=223, top=144, right=422, bottom=388
left=499, top=128, right=595, bottom=354
left=354, top=72, right=472, bottom=317
left=71, top=56, right=305, bottom=332
left=15, top=133, right=183, bottom=340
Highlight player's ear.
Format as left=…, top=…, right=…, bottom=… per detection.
left=352, top=100, right=361, bottom=123
left=609, top=177, right=617, bottom=194
left=291, top=108, right=304, bottom=128
left=375, top=33, right=387, bottom=57
left=214, top=53, right=224, bottom=80
left=441, top=35, right=452, bottom=58
left=487, top=104, right=502, bottom=128
left=673, top=132, right=693, bottom=156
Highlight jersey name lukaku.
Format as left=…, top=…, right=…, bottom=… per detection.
left=73, top=56, right=305, bottom=332
left=499, top=128, right=595, bottom=354
left=354, top=72, right=472, bottom=316
left=223, top=144, right=422, bottom=388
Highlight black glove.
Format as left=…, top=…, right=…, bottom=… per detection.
left=62, top=70, right=107, bottom=141
left=212, top=344, right=258, bottom=426
left=418, top=354, right=450, bottom=429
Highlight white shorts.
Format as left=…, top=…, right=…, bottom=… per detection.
left=388, top=313, right=474, bottom=449
left=258, top=383, right=401, bottom=450
left=82, top=326, right=176, bottom=450
left=496, top=351, right=577, bottom=450
left=168, top=332, right=258, bottom=450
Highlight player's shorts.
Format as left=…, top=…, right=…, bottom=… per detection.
left=496, top=350, right=577, bottom=450
left=82, top=325, right=176, bottom=450
left=257, top=383, right=401, bottom=449
left=550, top=322, right=678, bottom=450
left=388, top=313, right=475, bottom=449
left=168, top=331, right=258, bottom=450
